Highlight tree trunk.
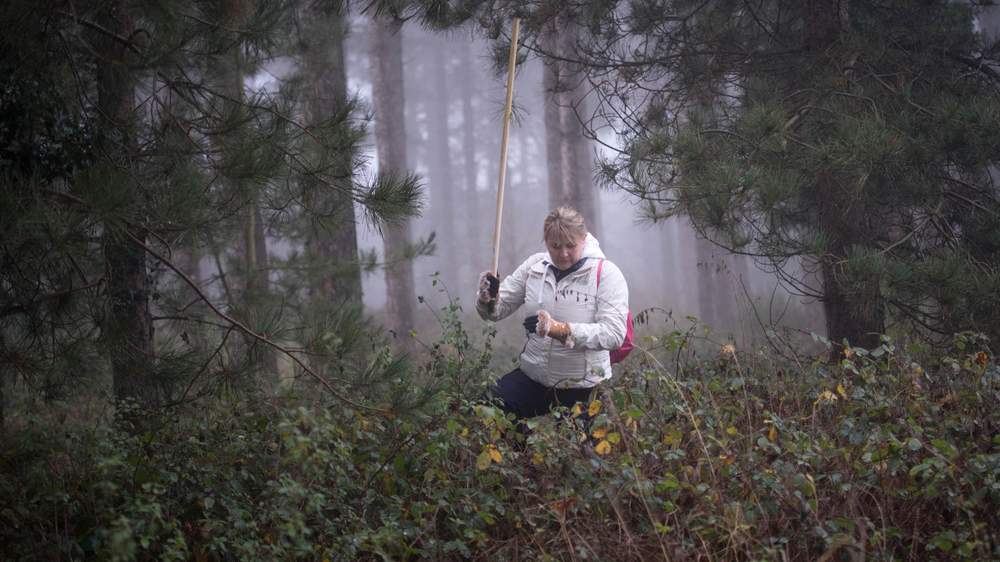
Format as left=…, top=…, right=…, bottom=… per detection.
left=815, top=173, right=884, bottom=358
left=95, top=0, right=156, bottom=407
left=301, top=2, right=362, bottom=302
left=427, top=36, right=457, bottom=291
left=799, top=0, right=883, bottom=358
left=223, top=0, right=276, bottom=386
left=371, top=17, right=416, bottom=347
left=542, top=21, right=600, bottom=235
left=542, top=26, right=565, bottom=215
left=0, top=332, right=5, bottom=428
left=460, top=47, right=482, bottom=284
left=695, top=234, right=728, bottom=332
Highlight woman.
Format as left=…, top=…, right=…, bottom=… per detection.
left=476, top=207, right=630, bottom=420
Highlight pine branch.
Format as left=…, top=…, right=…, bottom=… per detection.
left=125, top=230, right=386, bottom=414
left=37, top=188, right=386, bottom=414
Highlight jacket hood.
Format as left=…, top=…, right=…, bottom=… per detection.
left=543, top=232, right=606, bottom=265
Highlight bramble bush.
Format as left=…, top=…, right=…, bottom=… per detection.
left=1, top=305, right=998, bottom=560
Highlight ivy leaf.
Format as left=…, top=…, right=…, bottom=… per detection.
left=662, top=430, right=682, bottom=447
left=595, top=440, right=612, bottom=455
left=588, top=400, right=602, bottom=417
left=476, top=450, right=492, bottom=470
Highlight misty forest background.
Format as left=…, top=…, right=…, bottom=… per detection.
left=2, top=1, right=1000, bottom=560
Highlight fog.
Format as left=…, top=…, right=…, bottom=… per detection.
left=241, top=20, right=826, bottom=348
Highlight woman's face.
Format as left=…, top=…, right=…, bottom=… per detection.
left=546, top=233, right=586, bottom=270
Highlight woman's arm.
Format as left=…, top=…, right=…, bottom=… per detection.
left=567, top=261, right=629, bottom=350
left=475, top=255, right=539, bottom=321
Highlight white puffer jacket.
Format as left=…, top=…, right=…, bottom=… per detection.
left=477, top=233, right=629, bottom=388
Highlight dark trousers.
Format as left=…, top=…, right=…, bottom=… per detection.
left=487, top=367, right=594, bottom=421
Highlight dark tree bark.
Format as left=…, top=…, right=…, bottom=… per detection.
left=371, top=17, right=416, bottom=347
left=95, top=0, right=156, bottom=406
left=799, top=0, right=884, bottom=356
left=301, top=1, right=362, bottom=302
left=815, top=172, right=885, bottom=356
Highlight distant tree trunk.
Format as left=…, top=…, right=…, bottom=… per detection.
left=542, top=22, right=600, bottom=235
left=221, top=0, right=275, bottom=385
left=694, top=234, right=729, bottom=331
left=244, top=203, right=268, bottom=302
left=95, top=0, right=155, bottom=406
left=371, top=17, right=416, bottom=347
left=542, top=26, right=565, bottom=215
left=460, top=47, right=482, bottom=282
left=301, top=1, right=362, bottom=302
left=427, top=36, right=457, bottom=290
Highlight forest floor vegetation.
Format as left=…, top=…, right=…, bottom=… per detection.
left=1, top=307, right=998, bottom=561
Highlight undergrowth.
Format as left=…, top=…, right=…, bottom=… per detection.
left=1, top=305, right=998, bottom=561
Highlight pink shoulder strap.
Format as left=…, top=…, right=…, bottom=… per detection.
left=596, top=258, right=604, bottom=289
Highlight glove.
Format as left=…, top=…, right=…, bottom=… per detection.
left=477, top=271, right=499, bottom=305
left=536, top=309, right=574, bottom=347
left=523, top=314, right=539, bottom=335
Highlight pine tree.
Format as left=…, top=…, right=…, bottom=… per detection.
left=419, top=0, right=1000, bottom=350
left=0, top=0, right=424, bottom=419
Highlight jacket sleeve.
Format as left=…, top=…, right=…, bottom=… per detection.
left=567, top=260, right=629, bottom=350
left=475, top=255, right=536, bottom=321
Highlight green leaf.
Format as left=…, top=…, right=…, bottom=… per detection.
left=475, top=450, right=492, bottom=471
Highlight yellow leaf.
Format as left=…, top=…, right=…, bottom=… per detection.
left=836, top=383, right=847, bottom=399
left=595, top=440, right=612, bottom=455
left=591, top=427, right=608, bottom=439
left=588, top=400, right=602, bottom=417
left=460, top=427, right=469, bottom=437
left=607, top=432, right=621, bottom=444
left=532, top=452, right=544, bottom=466
left=816, top=390, right=837, bottom=404
left=571, top=403, right=583, bottom=417
left=488, top=444, right=502, bottom=464
left=662, top=430, right=682, bottom=447
left=476, top=449, right=492, bottom=470
left=768, top=425, right=778, bottom=443
left=725, top=426, right=739, bottom=436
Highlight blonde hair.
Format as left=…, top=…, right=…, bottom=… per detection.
left=543, top=206, right=587, bottom=245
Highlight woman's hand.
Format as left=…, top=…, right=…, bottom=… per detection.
left=535, top=310, right=574, bottom=348
left=477, top=271, right=499, bottom=304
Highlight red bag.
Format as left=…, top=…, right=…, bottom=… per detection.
left=596, top=259, right=634, bottom=364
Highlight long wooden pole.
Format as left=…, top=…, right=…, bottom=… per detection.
left=491, top=17, right=521, bottom=275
